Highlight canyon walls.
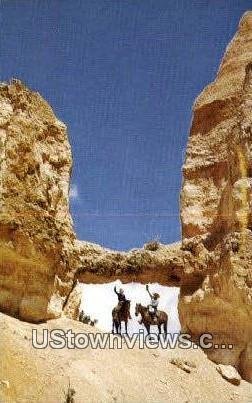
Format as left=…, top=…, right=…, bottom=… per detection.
left=180, top=11, right=252, bottom=382
left=0, top=80, right=76, bottom=322
left=0, top=11, right=251, bottom=383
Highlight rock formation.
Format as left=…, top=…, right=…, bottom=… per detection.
left=0, top=80, right=182, bottom=324
left=0, top=79, right=76, bottom=322
left=0, top=11, right=252, bottom=384
left=180, top=12, right=252, bottom=382
left=75, top=240, right=183, bottom=285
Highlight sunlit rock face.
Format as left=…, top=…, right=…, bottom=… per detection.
left=0, top=83, right=183, bottom=326
left=0, top=79, right=76, bottom=322
left=180, top=12, right=252, bottom=382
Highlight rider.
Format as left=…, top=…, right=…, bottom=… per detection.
left=114, top=286, right=132, bottom=318
left=146, top=284, right=160, bottom=319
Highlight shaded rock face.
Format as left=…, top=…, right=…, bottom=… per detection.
left=180, top=12, right=252, bottom=382
left=0, top=80, right=76, bottom=322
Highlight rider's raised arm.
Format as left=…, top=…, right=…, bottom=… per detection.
left=146, top=285, right=153, bottom=298
left=114, top=286, right=119, bottom=295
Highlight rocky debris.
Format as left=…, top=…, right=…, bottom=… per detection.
left=170, top=358, right=197, bottom=373
left=0, top=380, right=10, bottom=389
left=217, top=365, right=242, bottom=386
left=79, top=310, right=98, bottom=326
left=179, top=12, right=252, bottom=382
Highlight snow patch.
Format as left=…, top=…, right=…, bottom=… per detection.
left=79, top=280, right=180, bottom=336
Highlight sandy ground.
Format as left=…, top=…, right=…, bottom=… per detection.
left=0, top=313, right=251, bottom=403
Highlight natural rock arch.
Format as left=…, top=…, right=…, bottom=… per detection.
left=0, top=11, right=252, bottom=382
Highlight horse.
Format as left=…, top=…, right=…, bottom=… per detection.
left=135, top=303, right=168, bottom=336
left=112, top=300, right=131, bottom=335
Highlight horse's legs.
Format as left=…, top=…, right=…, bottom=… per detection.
left=145, top=323, right=150, bottom=335
left=158, top=324, right=161, bottom=340
left=125, top=320, right=128, bottom=335
left=116, top=321, right=120, bottom=335
left=112, top=319, right=114, bottom=334
left=163, top=320, right=168, bottom=334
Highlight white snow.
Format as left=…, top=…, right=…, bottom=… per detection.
left=79, top=280, right=180, bottom=336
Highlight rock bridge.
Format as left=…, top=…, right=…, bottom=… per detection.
left=0, top=12, right=252, bottom=382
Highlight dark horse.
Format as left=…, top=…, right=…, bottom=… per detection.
left=135, top=303, right=168, bottom=336
left=112, top=300, right=131, bottom=335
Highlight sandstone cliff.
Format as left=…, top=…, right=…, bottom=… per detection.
left=180, top=11, right=252, bottom=382
left=74, top=240, right=183, bottom=286
left=0, top=11, right=252, bottom=385
left=0, top=79, right=183, bottom=324
left=0, top=79, right=76, bottom=322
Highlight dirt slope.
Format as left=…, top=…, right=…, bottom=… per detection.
left=0, top=313, right=251, bottom=402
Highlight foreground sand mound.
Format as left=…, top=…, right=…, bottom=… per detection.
left=0, top=313, right=251, bottom=402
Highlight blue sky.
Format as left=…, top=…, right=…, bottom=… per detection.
left=0, top=1, right=251, bottom=250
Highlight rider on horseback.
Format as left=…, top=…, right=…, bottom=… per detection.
left=146, top=285, right=160, bottom=320
left=114, top=286, right=132, bottom=318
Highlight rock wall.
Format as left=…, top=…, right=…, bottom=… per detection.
left=180, top=12, right=252, bottom=382
left=0, top=80, right=76, bottom=322
left=0, top=11, right=251, bottom=383
left=75, top=240, right=183, bottom=286
left=0, top=80, right=182, bottom=324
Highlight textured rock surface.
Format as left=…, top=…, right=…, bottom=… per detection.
left=0, top=79, right=182, bottom=324
left=75, top=240, right=183, bottom=285
left=0, top=79, right=76, bottom=322
left=180, top=12, right=252, bottom=382
left=0, top=80, right=182, bottom=323
left=63, top=280, right=82, bottom=320
left=217, top=364, right=242, bottom=386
